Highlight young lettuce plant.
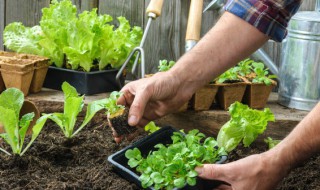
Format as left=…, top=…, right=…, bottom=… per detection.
left=0, top=88, right=49, bottom=156
left=103, top=91, right=137, bottom=136
left=125, top=130, right=226, bottom=190
left=144, top=121, right=160, bottom=134
left=216, top=67, right=242, bottom=84
left=45, top=82, right=106, bottom=138
left=251, top=62, right=277, bottom=85
left=217, top=101, right=275, bottom=152
left=158, top=60, right=176, bottom=72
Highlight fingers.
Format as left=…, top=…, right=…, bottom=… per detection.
left=195, top=164, right=229, bottom=183
left=128, top=88, right=152, bottom=126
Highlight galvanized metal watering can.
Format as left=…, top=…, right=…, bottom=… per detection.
left=205, top=0, right=320, bottom=111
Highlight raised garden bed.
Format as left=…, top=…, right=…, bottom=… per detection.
left=0, top=95, right=319, bottom=189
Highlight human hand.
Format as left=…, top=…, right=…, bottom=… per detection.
left=114, top=71, right=193, bottom=142
left=195, top=153, right=289, bottom=190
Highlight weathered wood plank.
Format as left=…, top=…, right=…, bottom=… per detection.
left=0, top=0, right=5, bottom=50
left=98, top=0, right=144, bottom=28
left=72, top=0, right=98, bottom=13
left=143, top=0, right=190, bottom=74
left=5, top=0, right=50, bottom=27
left=300, top=0, right=316, bottom=11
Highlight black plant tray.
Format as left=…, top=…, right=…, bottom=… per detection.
left=43, top=66, right=124, bottom=95
left=108, top=126, right=228, bottom=190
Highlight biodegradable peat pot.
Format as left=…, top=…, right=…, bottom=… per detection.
left=215, top=82, right=247, bottom=110
left=242, top=81, right=277, bottom=109
left=0, top=100, right=39, bottom=134
left=0, top=51, right=50, bottom=93
left=0, top=59, right=35, bottom=96
left=43, top=66, right=125, bottom=95
left=192, top=84, right=218, bottom=111
left=108, top=126, right=228, bottom=190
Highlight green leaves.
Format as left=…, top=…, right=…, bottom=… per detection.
left=125, top=130, right=226, bottom=189
left=158, top=60, right=176, bottom=72
left=0, top=88, right=47, bottom=156
left=103, top=91, right=124, bottom=115
left=217, top=102, right=275, bottom=152
left=4, top=0, right=142, bottom=71
left=251, top=62, right=277, bottom=85
left=144, top=121, right=160, bottom=134
left=47, top=82, right=102, bottom=138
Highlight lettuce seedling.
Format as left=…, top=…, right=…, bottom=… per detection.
left=125, top=130, right=226, bottom=190
left=217, top=102, right=275, bottom=152
left=158, top=60, right=175, bottom=72
left=144, top=121, right=160, bottom=134
left=251, top=62, right=277, bottom=85
left=45, top=82, right=106, bottom=138
left=0, top=88, right=49, bottom=156
left=236, top=58, right=254, bottom=76
left=216, top=67, right=242, bottom=84
left=264, top=137, right=281, bottom=149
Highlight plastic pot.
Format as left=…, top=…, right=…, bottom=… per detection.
left=108, top=126, right=228, bottom=190
left=43, top=66, right=124, bottom=95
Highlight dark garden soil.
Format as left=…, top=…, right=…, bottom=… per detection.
left=0, top=115, right=319, bottom=190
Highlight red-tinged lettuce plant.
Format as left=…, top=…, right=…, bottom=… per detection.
left=125, top=130, right=226, bottom=190
left=217, top=101, right=275, bottom=152
left=0, top=88, right=49, bottom=156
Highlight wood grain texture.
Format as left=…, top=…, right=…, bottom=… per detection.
left=98, top=0, right=144, bottom=28
left=0, top=0, right=5, bottom=50
left=72, top=0, right=98, bottom=13
left=5, top=0, right=49, bottom=27
left=143, top=0, right=190, bottom=73
left=186, top=0, right=203, bottom=41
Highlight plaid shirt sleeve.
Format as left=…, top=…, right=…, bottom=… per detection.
left=225, top=0, right=302, bottom=42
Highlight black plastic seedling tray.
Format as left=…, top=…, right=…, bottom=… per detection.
left=43, top=66, right=124, bottom=95
left=108, top=126, right=228, bottom=190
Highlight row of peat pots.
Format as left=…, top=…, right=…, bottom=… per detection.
left=183, top=81, right=276, bottom=111
left=0, top=51, right=49, bottom=96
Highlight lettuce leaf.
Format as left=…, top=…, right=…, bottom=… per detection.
left=217, top=102, right=275, bottom=152
left=0, top=88, right=46, bottom=156
left=3, top=22, right=44, bottom=56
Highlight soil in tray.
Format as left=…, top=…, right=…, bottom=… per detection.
left=0, top=117, right=319, bottom=190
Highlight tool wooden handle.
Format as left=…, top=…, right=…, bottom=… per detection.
left=186, top=0, right=204, bottom=41
left=146, top=0, right=164, bottom=17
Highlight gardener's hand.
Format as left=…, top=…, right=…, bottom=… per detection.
left=195, top=153, right=289, bottom=190
left=116, top=71, right=192, bottom=137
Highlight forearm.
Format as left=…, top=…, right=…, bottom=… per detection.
left=169, top=12, right=268, bottom=95
left=266, top=102, right=320, bottom=173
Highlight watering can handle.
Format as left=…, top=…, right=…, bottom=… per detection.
left=186, top=0, right=204, bottom=41
left=146, top=0, right=164, bottom=18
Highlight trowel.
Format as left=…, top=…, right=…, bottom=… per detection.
left=0, top=100, right=40, bottom=135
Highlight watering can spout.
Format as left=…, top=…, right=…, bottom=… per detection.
left=252, top=49, right=279, bottom=76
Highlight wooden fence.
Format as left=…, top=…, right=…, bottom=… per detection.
left=0, top=0, right=317, bottom=74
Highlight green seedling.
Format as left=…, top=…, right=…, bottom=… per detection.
left=0, top=88, right=49, bottom=156
left=144, top=121, right=160, bottom=134
left=126, top=130, right=226, bottom=190
left=158, top=60, right=176, bottom=72
left=264, top=137, right=281, bottom=149
left=251, top=62, right=277, bottom=85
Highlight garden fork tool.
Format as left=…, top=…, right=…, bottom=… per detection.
left=116, top=0, right=164, bottom=88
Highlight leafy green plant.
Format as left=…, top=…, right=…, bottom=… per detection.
left=158, top=60, right=176, bottom=72
left=236, top=58, right=253, bottom=76
left=101, top=91, right=124, bottom=115
left=125, top=130, right=226, bottom=190
left=216, top=67, right=241, bottom=84
left=251, top=62, right=277, bottom=85
left=45, top=82, right=105, bottom=138
left=4, top=0, right=142, bottom=71
left=144, top=121, right=160, bottom=134
left=264, top=137, right=281, bottom=149
left=217, top=102, right=275, bottom=152
left=0, top=88, right=49, bottom=156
